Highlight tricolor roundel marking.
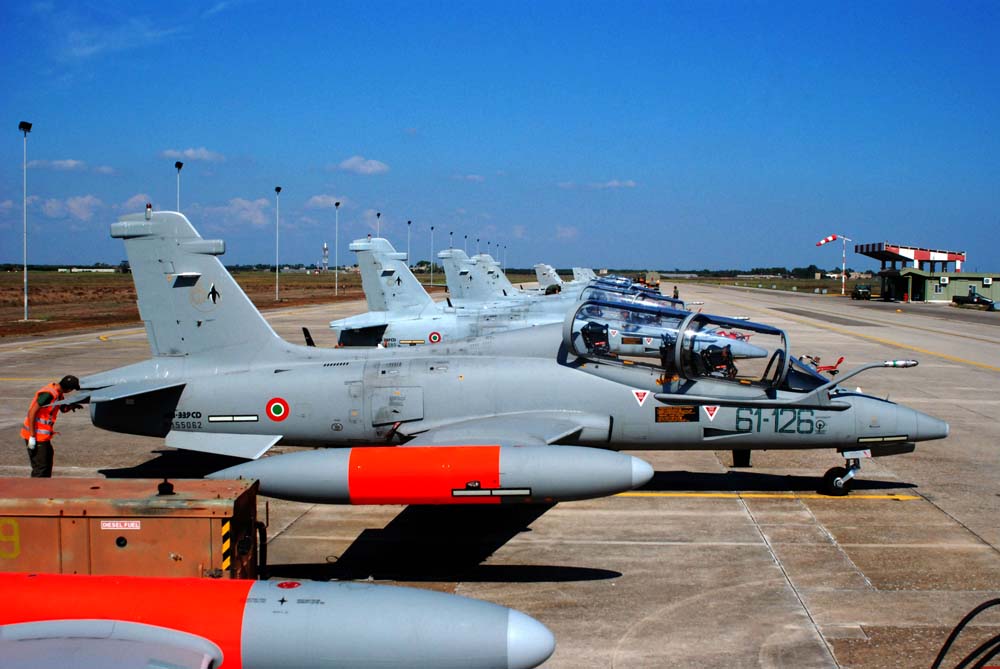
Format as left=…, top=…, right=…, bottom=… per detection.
left=266, top=397, right=290, bottom=422
left=428, top=331, right=442, bottom=344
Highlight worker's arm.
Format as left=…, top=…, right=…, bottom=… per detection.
left=25, top=401, right=40, bottom=439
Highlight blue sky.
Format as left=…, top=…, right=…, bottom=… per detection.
left=2, top=1, right=998, bottom=271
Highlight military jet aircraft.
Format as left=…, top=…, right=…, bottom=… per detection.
left=330, top=238, right=576, bottom=348
left=75, top=210, right=947, bottom=500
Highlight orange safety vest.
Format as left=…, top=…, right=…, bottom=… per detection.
left=20, top=382, right=65, bottom=442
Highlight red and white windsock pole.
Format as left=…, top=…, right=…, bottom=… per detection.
left=817, top=233, right=852, bottom=295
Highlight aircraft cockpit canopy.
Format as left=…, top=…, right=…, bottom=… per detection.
left=580, top=284, right=686, bottom=311
left=566, top=300, right=795, bottom=389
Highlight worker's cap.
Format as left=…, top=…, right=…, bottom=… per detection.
left=59, top=375, right=80, bottom=391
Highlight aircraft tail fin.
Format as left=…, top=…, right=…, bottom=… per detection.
left=438, top=248, right=477, bottom=300
left=473, top=254, right=519, bottom=297
left=573, top=267, right=597, bottom=282
left=111, top=211, right=283, bottom=359
left=352, top=237, right=435, bottom=313
left=534, top=264, right=563, bottom=289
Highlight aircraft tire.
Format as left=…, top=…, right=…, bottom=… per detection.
left=821, top=466, right=851, bottom=496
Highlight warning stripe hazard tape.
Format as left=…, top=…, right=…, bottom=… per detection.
left=221, top=520, right=232, bottom=572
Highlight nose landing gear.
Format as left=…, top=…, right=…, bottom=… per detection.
left=821, top=453, right=864, bottom=496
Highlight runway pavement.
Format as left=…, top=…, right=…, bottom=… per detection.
left=2, top=285, right=998, bottom=668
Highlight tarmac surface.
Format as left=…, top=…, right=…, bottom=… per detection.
left=2, top=283, right=999, bottom=668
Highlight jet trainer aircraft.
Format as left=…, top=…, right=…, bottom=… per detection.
left=74, top=210, right=949, bottom=500
left=329, top=238, right=576, bottom=348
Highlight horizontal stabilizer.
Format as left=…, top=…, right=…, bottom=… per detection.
left=89, top=380, right=187, bottom=403
left=165, top=431, right=281, bottom=459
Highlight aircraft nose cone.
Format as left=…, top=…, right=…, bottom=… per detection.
left=631, top=457, right=654, bottom=488
left=914, top=411, right=950, bottom=441
left=506, top=609, right=556, bottom=669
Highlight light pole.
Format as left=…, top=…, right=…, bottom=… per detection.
left=476, top=237, right=480, bottom=255
left=274, top=186, right=281, bottom=301
left=174, top=161, right=183, bottom=211
left=449, top=231, right=454, bottom=249
left=430, top=225, right=435, bottom=286
left=464, top=234, right=468, bottom=254
left=19, top=121, right=31, bottom=321
left=407, top=220, right=412, bottom=266
left=334, top=201, right=341, bottom=296
left=376, top=211, right=381, bottom=237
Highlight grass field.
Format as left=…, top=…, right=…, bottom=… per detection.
left=0, top=270, right=537, bottom=338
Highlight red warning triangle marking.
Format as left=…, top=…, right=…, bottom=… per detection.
left=610, top=329, right=619, bottom=338
left=703, top=405, right=719, bottom=421
left=633, top=390, right=649, bottom=406
left=645, top=337, right=653, bottom=345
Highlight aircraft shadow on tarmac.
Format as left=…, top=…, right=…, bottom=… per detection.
left=268, top=504, right=622, bottom=584
left=99, top=449, right=249, bottom=479
left=643, top=470, right=916, bottom=493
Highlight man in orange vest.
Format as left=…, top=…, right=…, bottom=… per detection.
left=20, top=375, right=81, bottom=477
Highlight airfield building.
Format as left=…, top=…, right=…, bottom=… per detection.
left=855, top=242, right=996, bottom=303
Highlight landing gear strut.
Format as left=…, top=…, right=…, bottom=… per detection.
left=821, top=456, right=862, bottom=496
left=732, top=450, right=752, bottom=468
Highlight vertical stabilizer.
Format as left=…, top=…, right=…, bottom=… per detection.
left=352, top=237, right=435, bottom=313
left=534, top=264, right=564, bottom=289
left=475, top=254, right=519, bottom=297
left=110, top=212, right=283, bottom=359
left=438, top=248, right=476, bottom=301
left=573, top=267, right=597, bottom=282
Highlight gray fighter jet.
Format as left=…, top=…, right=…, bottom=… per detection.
left=77, top=211, right=947, bottom=502
left=330, top=238, right=576, bottom=348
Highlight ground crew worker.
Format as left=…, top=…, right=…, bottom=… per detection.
left=672, top=285, right=680, bottom=300
left=20, top=375, right=81, bottom=477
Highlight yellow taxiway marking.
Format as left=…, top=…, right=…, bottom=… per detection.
left=0, top=377, right=51, bottom=382
left=618, top=491, right=920, bottom=501
left=715, top=296, right=1000, bottom=373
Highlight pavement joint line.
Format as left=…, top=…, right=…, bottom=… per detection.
left=618, top=492, right=920, bottom=500
left=713, top=295, right=1000, bottom=372
left=913, top=490, right=1000, bottom=555
left=738, top=495, right=839, bottom=666
left=796, top=494, right=874, bottom=590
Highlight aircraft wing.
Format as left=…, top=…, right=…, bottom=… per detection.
left=166, top=430, right=282, bottom=459
left=402, top=411, right=611, bottom=447
left=0, top=619, right=222, bottom=669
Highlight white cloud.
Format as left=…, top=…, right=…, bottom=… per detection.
left=66, top=195, right=103, bottom=221
left=337, top=155, right=389, bottom=175
left=557, top=181, right=576, bottom=190
left=60, top=17, right=181, bottom=62
left=28, top=159, right=87, bottom=171
left=203, top=198, right=270, bottom=228
left=305, top=194, right=350, bottom=209
left=453, top=174, right=485, bottom=183
left=590, top=179, right=637, bottom=190
left=161, top=147, right=226, bottom=162
left=94, top=165, right=116, bottom=175
left=512, top=225, right=527, bottom=240
left=120, top=194, right=151, bottom=211
left=41, top=198, right=66, bottom=218
left=555, top=225, right=578, bottom=240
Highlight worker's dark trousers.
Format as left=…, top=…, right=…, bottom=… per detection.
left=26, top=440, right=54, bottom=477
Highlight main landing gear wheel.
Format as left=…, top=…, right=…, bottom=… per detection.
left=822, top=466, right=852, bottom=496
